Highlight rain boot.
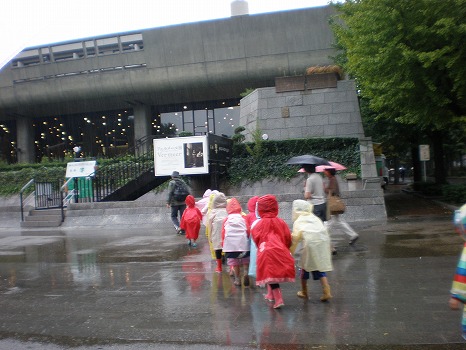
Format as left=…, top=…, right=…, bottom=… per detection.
left=272, top=287, right=285, bottom=309
left=320, top=278, right=332, bottom=302
left=297, top=279, right=308, bottom=299
left=263, top=284, right=274, bottom=302
left=215, top=259, right=222, bottom=273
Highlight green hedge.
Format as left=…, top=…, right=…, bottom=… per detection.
left=0, top=166, right=66, bottom=196
left=228, top=137, right=360, bottom=185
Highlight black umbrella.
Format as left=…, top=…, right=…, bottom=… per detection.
left=286, top=154, right=330, bottom=166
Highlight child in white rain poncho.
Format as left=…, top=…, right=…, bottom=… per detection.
left=290, top=199, right=333, bottom=302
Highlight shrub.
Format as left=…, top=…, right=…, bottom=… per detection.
left=442, top=184, right=466, bottom=205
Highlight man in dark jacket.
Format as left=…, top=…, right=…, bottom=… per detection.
left=166, top=171, right=190, bottom=234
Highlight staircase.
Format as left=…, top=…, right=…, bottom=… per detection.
left=21, top=209, right=63, bottom=228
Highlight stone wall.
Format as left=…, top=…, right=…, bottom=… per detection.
left=240, top=80, right=365, bottom=142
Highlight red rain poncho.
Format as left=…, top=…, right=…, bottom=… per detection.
left=180, top=195, right=203, bottom=240
left=251, top=194, right=295, bottom=285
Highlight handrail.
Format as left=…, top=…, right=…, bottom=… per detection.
left=93, top=135, right=164, bottom=201
left=20, top=178, right=35, bottom=221
left=59, top=176, right=77, bottom=222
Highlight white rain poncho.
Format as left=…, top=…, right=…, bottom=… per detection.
left=290, top=199, right=333, bottom=272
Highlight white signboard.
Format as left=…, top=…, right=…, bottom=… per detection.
left=419, top=145, right=430, bottom=161
left=65, top=161, right=97, bottom=178
left=153, top=136, right=209, bottom=176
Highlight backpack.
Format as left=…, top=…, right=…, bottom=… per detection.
left=172, top=179, right=189, bottom=202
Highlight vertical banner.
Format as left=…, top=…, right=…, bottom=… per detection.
left=153, top=136, right=209, bottom=176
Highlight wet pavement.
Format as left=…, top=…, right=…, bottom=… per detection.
left=0, top=185, right=465, bottom=349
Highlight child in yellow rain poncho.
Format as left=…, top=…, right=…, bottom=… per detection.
left=206, top=192, right=228, bottom=271
left=203, top=190, right=219, bottom=260
left=290, top=199, right=333, bottom=302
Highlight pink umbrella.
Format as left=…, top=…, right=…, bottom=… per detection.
left=298, top=161, right=347, bottom=173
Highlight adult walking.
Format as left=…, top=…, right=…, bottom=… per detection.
left=323, top=168, right=359, bottom=245
left=302, top=164, right=327, bottom=222
left=166, top=171, right=190, bottom=235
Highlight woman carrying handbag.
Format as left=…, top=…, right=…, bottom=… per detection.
left=323, top=168, right=359, bottom=248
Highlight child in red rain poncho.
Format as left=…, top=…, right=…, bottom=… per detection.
left=180, top=195, right=203, bottom=247
left=251, top=194, right=295, bottom=309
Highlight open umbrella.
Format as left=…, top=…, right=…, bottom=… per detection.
left=298, top=161, right=347, bottom=173
left=286, top=154, right=330, bottom=166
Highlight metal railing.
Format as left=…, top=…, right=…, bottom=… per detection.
left=20, top=179, right=35, bottom=222
left=92, top=135, right=166, bottom=201
left=20, top=178, right=66, bottom=222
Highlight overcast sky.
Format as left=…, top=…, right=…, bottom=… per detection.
left=0, top=0, right=334, bottom=69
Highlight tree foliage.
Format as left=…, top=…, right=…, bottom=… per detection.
left=331, top=0, right=466, bottom=128
left=330, top=0, right=466, bottom=182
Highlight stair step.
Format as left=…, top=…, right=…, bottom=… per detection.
left=29, top=209, right=63, bottom=216
left=21, top=220, right=62, bottom=228
left=25, top=215, right=62, bottom=222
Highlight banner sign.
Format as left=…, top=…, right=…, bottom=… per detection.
left=65, top=160, right=97, bottom=178
left=208, top=134, right=233, bottom=163
left=154, top=136, right=209, bottom=176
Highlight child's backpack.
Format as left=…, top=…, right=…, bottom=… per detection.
left=173, top=179, right=189, bottom=202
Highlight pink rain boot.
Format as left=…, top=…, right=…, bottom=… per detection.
left=272, top=288, right=284, bottom=309
left=263, top=284, right=274, bottom=302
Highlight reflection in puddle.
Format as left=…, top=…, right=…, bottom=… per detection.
left=383, top=231, right=463, bottom=258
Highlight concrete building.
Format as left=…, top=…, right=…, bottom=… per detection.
left=0, top=5, right=338, bottom=163
left=0, top=4, right=386, bottom=222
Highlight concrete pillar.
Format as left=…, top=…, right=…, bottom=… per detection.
left=133, top=104, right=152, bottom=142
left=16, top=116, right=35, bottom=163
left=359, top=137, right=382, bottom=189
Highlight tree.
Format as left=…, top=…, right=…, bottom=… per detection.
left=331, top=0, right=466, bottom=183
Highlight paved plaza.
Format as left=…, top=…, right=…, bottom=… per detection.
left=0, top=187, right=464, bottom=349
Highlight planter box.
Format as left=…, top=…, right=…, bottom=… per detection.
left=306, top=72, right=339, bottom=90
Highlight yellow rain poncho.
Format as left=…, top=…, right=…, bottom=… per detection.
left=290, top=199, right=333, bottom=273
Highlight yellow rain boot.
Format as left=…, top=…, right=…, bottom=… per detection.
left=320, top=278, right=332, bottom=302
left=297, top=279, right=308, bottom=299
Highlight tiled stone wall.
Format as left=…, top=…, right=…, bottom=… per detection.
left=240, top=80, right=365, bottom=142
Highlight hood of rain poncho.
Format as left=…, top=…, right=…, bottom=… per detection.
left=185, top=194, right=195, bottom=207
left=203, top=189, right=212, bottom=198
left=292, top=199, right=314, bottom=223
left=257, top=194, right=279, bottom=219
left=247, top=196, right=259, bottom=213
left=212, top=192, right=227, bottom=209
left=226, top=197, right=242, bottom=215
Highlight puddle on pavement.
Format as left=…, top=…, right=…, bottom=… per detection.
left=0, top=231, right=196, bottom=264
left=382, top=230, right=463, bottom=258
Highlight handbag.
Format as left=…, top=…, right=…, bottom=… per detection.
left=327, top=195, right=346, bottom=214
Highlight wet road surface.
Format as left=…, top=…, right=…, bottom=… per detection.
left=0, top=186, right=464, bottom=349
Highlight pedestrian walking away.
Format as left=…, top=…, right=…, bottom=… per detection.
left=290, top=199, right=333, bottom=302
left=251, top=194, right=295, bottom=309
left=449, top=203, right=466, bottom=340
left=302, top=164, right=327, bottom=222
left=195, top=189, right=213, bottom=227
left=180, top=195, right=203, bottom=247
left=222, top=198, right=250, bottom=287
left=245, top=196, right=260, bottom=286
left=166, top=171, right=191, bottom=235
left=323, top=168, right=359, bottom=246
left=206, top=192, right=228, bottom=273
